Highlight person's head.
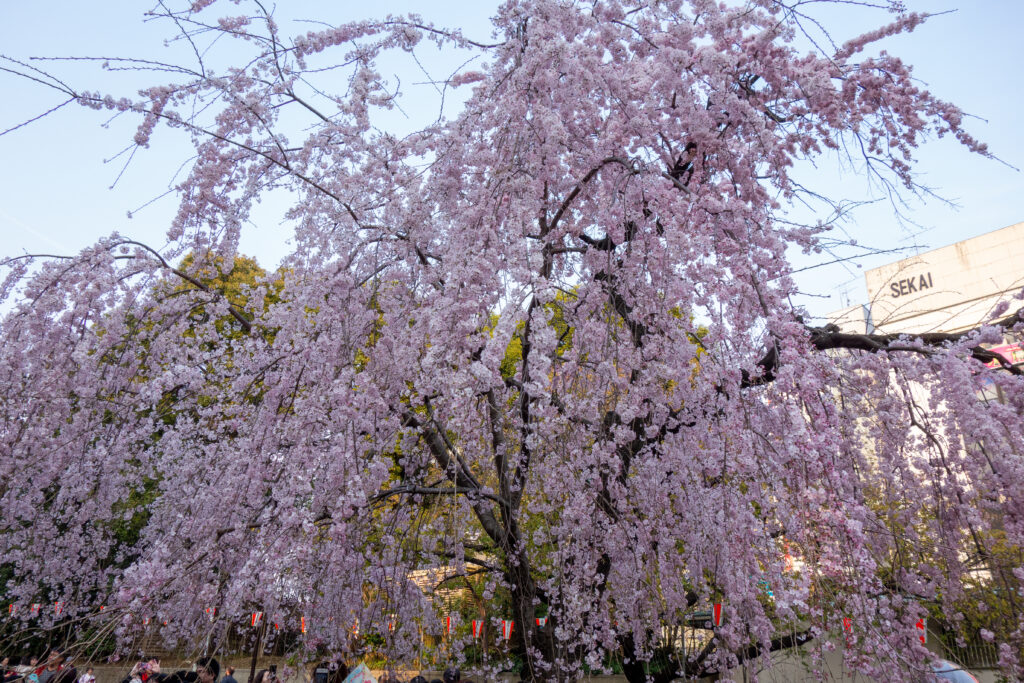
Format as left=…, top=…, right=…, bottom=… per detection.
left=29, top=657, right=39, bottom=666
left=166, top=671, right=197, bottom=683
left=195, top=657, right=219, bottom=683
left=409, top=677, right=427, bottom=683
left=225, top=668, right=234, bottom=677
left=442, top=667, right=459, bottom=683
left=46, top=651, right=64, bottom=668
left=86, top=668, right=93, bottom=675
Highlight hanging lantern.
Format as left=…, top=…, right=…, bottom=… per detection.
left=472, top=620, right=484, bottom=638
left=535, top=617, right=547, bottom=627
left=502, top=620, right=514, bottom=640
left=301, top=616, right=307, bottom=634
left=916, top=617, right=927, bottom=645
left=251, top=611, right=263, bottom=627
left=712, top=604, right=723, bottom=627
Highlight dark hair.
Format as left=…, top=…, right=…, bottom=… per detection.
left=442, top=668, right=459, bottom=683
left=409, top=677, right=427, bottom=683
left=225, top=669, right=234, bottom=677
left=196, top=657, right=220, bottom=681
left=165, top=671, right=198, bottom=683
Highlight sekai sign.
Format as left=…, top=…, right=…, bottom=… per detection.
left=889, top=272, right=934, bottom=298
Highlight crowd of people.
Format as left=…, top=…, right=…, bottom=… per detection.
left=0, top=654, right=222, bottom=683
left=0, top=649, right=81, bottom=683
left=1, top=654, right=472, bottom=683
left=389, top=666, right=471, bottom=683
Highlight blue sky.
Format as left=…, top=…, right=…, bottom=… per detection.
left=0, top=1, right=1021, bottom=321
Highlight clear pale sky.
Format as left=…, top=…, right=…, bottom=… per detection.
left=1, top=1, right=1021, bottom=322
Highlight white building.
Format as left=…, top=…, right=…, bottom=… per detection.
left=829, top=221, right=1024, bottom=369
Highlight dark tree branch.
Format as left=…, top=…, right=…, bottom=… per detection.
left=743, top=308, right=1024, bottom=388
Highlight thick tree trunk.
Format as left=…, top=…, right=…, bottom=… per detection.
left=619, top=633, right=678, bottom=683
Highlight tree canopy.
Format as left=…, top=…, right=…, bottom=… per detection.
left=1, top=1, right=1022, bottom=681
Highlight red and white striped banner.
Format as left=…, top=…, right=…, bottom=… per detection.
left=502, top=619, right=514, bottom=640
left=251, top=611, right=263, bottom=627
left=472, top=620, right=484, bottom=638
left=8, top=604, right=15, bottom=615
left=535, top=617, right=547, bottom=627
left=712, top=603, right=722, bottom=627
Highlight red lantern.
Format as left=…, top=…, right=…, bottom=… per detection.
left=502, top=620, right=514, bottom=640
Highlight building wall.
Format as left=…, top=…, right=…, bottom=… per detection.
left=862, top=221, right=1024, bottom=335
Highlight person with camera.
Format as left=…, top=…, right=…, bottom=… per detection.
left=122, top=656, right=163, bottom=683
